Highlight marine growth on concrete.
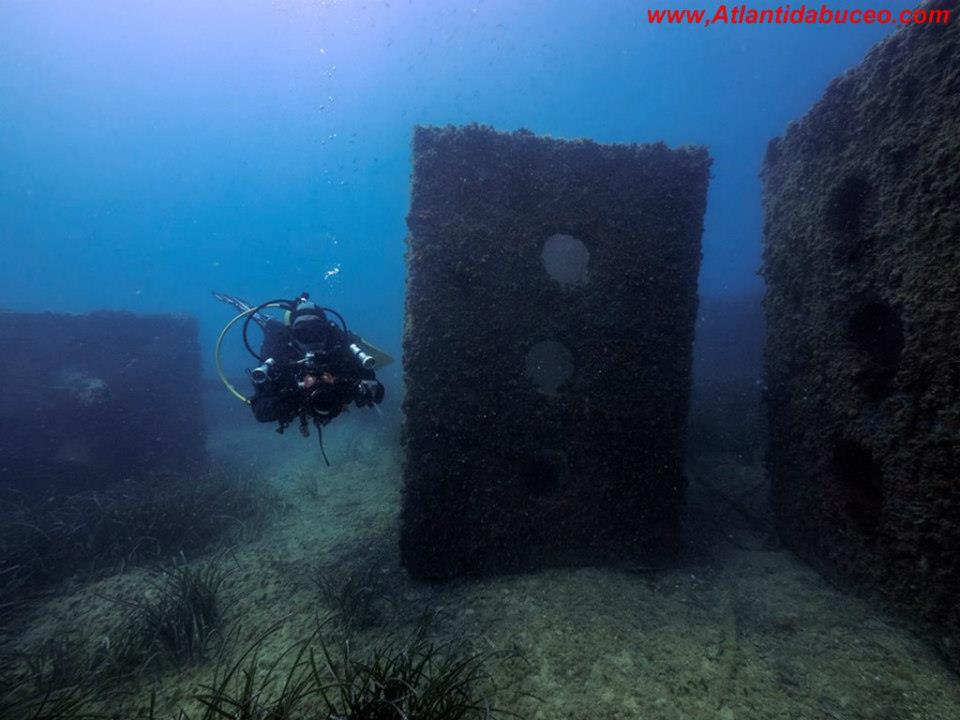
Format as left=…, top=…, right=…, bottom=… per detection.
left=401, top=124, right=711, bottom=578
left=0, top=311, right=207, bottom=494
left=761, top=0, right=960, bottom=665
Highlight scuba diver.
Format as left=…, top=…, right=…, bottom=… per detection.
left=213, top=291, right=388, bottom=464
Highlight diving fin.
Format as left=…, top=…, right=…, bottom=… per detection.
left=212, top=291, right=270, bottom=328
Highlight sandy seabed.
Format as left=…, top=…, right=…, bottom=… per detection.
left=5, top=413, right=960, bottom=720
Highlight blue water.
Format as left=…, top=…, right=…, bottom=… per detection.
left=0, top=0, right=899, bottom=377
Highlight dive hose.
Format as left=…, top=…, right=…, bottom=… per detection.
left=215, top=302, right=291, bottom=405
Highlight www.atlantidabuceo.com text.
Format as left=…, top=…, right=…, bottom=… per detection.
left=647, top=4, right=951, bottom=26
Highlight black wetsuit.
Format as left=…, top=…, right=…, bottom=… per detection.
left=250, top=318, right=380, bottom=427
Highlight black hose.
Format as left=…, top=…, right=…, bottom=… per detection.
left=316, top=307, right=348, bottom=334
left=317, top=422, right=331, bottom=467
left=241, top=298, right=349, bottom=363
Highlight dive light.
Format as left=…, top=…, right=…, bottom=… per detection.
left=349, top=343, right=376, bottom=369
left=251, top=358, right=276, bottom=384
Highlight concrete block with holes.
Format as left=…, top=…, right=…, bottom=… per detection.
left=0, top=311, right=207, bottom=494
left=400, top=125, right=710, bottom=578
left=761, top=7, right=960, bottom=664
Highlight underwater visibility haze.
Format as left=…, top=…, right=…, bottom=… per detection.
left=1, top=1, right=958, bottom=718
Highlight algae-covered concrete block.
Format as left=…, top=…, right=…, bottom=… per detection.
left=401, top=125, right=710, bottom=578
left=0, top=311, right=207, bottom=494
left=761, top=2, right=960, bottom=662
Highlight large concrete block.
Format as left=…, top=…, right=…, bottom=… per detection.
left=761, top=2, right=959, bottom=661
left=401, top=125, right=710, bottom=578
left=0, top=311, right=207, bottom=494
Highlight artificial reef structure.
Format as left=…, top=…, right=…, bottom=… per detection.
left=762, top=0, right=960, bottom=664
left=401, top=124, right=711, bottom=578
left=0, top=311, right=206, bottom=494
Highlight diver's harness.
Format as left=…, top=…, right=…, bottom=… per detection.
left=251, top=351, right=361, bottom=467
left=214, top=292, right=377, bottom=466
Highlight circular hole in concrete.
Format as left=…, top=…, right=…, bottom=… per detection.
left=525, top=340, right=574, bottom=395
left=831, top=439, right=883, bottom=533
left=542, top=234, right=589, bottom=288
left=824, top=176, right=873, bottom=260
left=847, top=300, right=903, bottom=397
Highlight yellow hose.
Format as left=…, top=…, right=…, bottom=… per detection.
left=214, top=302, right=288, bottom=405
